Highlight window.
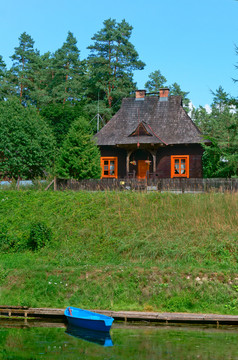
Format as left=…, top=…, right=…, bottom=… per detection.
left=171, top=155, right=189, bottom=178
left=100, top=157, right=118, bottom=178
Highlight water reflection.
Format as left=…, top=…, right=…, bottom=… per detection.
left=65, top=324, right=113, bottom=347
left=0, top=320, right=238, bottom=359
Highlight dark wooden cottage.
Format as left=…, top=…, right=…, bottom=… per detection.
left=95, top=89, right=208, bottom=180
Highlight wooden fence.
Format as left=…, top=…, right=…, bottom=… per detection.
left=55, top=178, right=238, bottom=193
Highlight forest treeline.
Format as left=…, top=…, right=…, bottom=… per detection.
left=0, top=18, right=237, bottom=180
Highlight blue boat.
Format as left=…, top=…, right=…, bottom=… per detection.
left=64, top=307, right=114, bottom=332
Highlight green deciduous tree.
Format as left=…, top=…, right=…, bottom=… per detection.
left=193, top=86, right=238, bottom=177
left=0, top=98, right=55, bottom=180
left=56, top=117, right=101, bottom=180
left=41, top=102, right=87, bottom=147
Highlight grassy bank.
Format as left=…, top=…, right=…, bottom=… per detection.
left=0, top=190, right=237, bottom=314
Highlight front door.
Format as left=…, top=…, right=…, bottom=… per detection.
left=137, top=160, right=150, bottom=179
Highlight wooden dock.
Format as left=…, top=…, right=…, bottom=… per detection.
left=0, top=306, right=238, bottom=325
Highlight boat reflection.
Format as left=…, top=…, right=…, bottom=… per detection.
left=65, top=324, right=113, bottom=347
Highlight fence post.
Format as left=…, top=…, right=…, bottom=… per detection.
left=54, top=177, right=57, bottom=191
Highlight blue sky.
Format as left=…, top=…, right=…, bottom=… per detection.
left=1, top=0, right=238, bottom=107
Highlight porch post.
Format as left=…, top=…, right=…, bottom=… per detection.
left=126, top=150, right=133, bottom=175
left=152, top=153, right=156, bottom=173
left=148, top=150, right=157, bottom=173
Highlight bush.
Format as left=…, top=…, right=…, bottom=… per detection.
left=28, top=222, right=52, bottom=251
left=0, top=224, right=16, bottom=252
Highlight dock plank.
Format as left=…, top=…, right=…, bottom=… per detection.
left=0, top=307, right=238, bottom=325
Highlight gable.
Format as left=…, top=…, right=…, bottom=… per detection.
left=129, top=122, right=153, bottom=137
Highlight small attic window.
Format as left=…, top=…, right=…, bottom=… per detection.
left=129, top=122, right=152, bottom=137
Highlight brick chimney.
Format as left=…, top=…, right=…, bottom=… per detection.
left=159, top=88, right=170, bottom=100
left=135, top=90, right=146, bottom=99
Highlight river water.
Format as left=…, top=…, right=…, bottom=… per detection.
left=0, top=319, right=237, bottom=359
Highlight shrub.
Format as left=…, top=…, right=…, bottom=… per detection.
left=0, top=224, right=15, bottom=252
left=28, top=222, right=52, bottom=251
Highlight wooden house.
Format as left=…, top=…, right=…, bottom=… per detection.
left=95, top=89, right=209, bottom=179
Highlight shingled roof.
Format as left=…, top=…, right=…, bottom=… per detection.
left=95, top=94, right=206, bottom=146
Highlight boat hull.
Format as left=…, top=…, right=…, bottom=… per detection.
left=64, top=307, right=114, bottom=332
left=66, top=315, right=112, bottom=332
left=66, top=324, right=113, bottom=347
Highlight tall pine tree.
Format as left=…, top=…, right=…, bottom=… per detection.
left=169, top=82, right=190, bottom=111
left=144, top=70, right=167, bottom=92
left=50, top=31, right=84, bottom=104
left=29, top=52, right=52, bottom=109
left=0, top=56, right=9, bottom=100
left=87, top=19, right=145, bottom=110
left=10, top=32, right=39, bottom=104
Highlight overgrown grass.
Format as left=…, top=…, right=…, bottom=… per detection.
left=0, top=190, right=237, bottom=314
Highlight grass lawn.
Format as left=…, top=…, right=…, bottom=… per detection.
left=0, top=190, right=237, bottom=314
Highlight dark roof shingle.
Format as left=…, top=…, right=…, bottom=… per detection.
left=95, top=95, right=205, bottom=146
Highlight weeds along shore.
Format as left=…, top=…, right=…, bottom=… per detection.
left=0, top=190, right=237, bottom=314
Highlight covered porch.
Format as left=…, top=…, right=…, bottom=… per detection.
left=125, top=146, right=158, bottom=180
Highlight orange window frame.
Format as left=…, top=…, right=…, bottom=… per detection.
left=171, top=155, right=189, bottom=178
left=100, top=157, right=118, bottom=178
